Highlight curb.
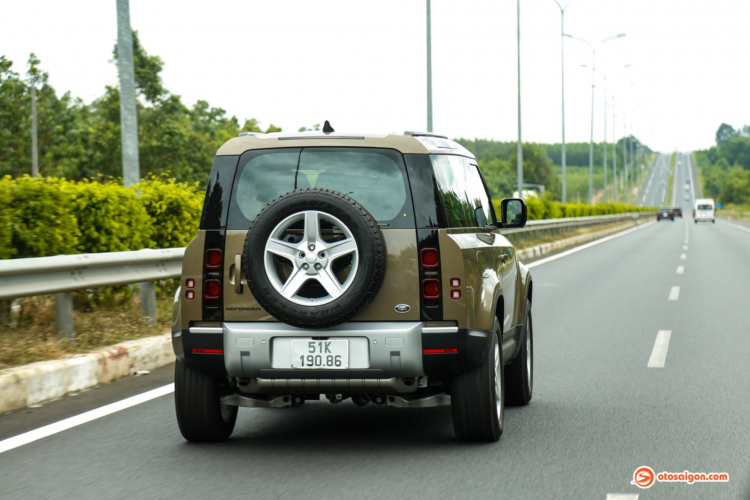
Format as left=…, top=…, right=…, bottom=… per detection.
left=0, top=333, right=174, bottom=414
left=516, top=220, right=639, bottom=262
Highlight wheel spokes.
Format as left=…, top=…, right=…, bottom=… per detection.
left=280, top=267, right=309, bottom=299
left=303, top=211, right=321, bottom=245
left=266, top=238, right=301, bottom=260
left=315, top=268, right=344, bottom=299
left=324, top=238, right=357, bottom=261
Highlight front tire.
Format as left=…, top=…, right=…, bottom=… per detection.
left=505, top=299, right=533, bottom=406
left=450, top=318, right=504, bottom=442
left=175, top=361, right=237, bottom=442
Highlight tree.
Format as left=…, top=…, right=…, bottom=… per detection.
left=715, top=123, right=737, bottom=145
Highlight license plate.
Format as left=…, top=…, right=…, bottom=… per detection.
left=291, top=339, right=349, bottom=369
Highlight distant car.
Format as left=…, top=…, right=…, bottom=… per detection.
left=684, top=195, right=690, bottom=201
left=694, top=198, right=715, bottom=224
left=657, top=207, right=674, bottom=221
left=678, top=160, right=682, bottom=166
left=672, top=207, right=683, bottom=217
left=684, top=185, right=690, bottom=191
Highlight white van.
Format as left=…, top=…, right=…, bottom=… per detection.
left=694, top=198, right=715, bottom=224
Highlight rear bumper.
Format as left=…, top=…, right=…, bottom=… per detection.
left=172, top=321, right=491, bottom=384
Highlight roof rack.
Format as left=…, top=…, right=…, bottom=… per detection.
left=238, top=132, right=265, bottom=137
left=403, top=131, right=448, bottom=139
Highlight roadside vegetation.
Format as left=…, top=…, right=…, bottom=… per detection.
left=667, top=152, right=675, bottom=205
left=0, top=285, right=174, bottom=370
left=694, top=123, right=750, bottom=206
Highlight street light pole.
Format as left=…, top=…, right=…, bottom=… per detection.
left=516, top=0, right=523, bottom=199
left=622, top=109, right=628, bottom=204
left=116, top=0, right=140, bottom=188
left=31, top=86, right=39, bottom=177
left=601, top=73, right=607, bottom=202
left=612, top=95, right=617, bottom=202
left=426, top=0, right=433, bottom=132
left=566, top=33, right=626, bottom=205
left=552, top=0, right=572, bottom=203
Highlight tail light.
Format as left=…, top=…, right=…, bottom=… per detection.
left=420, top=248, right=439, bottom=268
left=422, top=279, right=441, bottom=299
left=204, top=279, right=222, bottom=299
left=423, top=348, right=458, bottom=354
left=205, top=249, right=222, bottom=268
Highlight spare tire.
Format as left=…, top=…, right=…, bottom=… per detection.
left=243, top=188, right=386, bottom=329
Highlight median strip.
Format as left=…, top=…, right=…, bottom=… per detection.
left=648, top=330, right=672, bottom=368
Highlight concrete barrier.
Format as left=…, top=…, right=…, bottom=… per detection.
left=0, top=334, right=174, bottom=414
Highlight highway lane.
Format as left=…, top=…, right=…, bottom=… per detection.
left=2, top=218, right=750, bottom=499
left=640, top=153, right=673, bottom=207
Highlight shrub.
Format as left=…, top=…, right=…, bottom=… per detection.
left=65, top=179, right=152, bottom=253
left=0, top=175, right=79, bottom=258
left=135, top=174, right=204, bottom=249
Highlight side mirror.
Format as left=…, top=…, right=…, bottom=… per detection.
left=501, top=198, right=527, bottom=228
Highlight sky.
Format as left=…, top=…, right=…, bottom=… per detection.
left=2, top=0, right=749, bottom=153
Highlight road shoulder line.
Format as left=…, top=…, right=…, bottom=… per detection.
left=527, top=220, right=656, bottom=269
left=0, top=383, right=174, bottom=454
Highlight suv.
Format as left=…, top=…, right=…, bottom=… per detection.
left=171, top=129, right=534, bottom=443
left=657, top=207, right=674, bottom=221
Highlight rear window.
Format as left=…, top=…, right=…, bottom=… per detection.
left=227, top=147, right=414, bottom=229
left=697, top=204, right=712, bottom=210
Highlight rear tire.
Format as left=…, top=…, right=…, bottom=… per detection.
left=450, top=317, right=504, bottom=442
left=175, top=361, right=237, bottom=442
left=505, top=299, right=533, bottom=406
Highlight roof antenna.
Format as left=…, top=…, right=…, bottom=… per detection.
left=323, top=120, right=334, bottom=134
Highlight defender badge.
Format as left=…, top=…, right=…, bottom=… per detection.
left=395, top=304, right=411, bottom=313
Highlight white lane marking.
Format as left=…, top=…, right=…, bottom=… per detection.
left=0, top=383, right=174, bottom=455
left=680, top=254, right=686, bottom=260
left=668, top=286, right=680, bottom=301
left=677, top=266, right=684, bottom=274
left=527, top=221, right=656, bottom=269
left=648, top=330, right=672, bottom=368
left=607, top=494, right=639, bottom=500
left=683, top=245, right=688, bottom=250
left=719, top=219, right=750, bottom=234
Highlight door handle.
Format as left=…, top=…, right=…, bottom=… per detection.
left=234, top=254, right=243, bottom=294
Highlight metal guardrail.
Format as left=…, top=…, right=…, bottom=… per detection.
left=0, top=248, right=184, bottom=338
left=500, top=211, right=656, bottom=243
left=0, top=211, right=653, bottom=337
left=0, top=248, right=185, bottom=301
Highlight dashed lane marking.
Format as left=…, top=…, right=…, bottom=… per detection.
left=607, top=494, right=639, bottom=500
left=648, top=330, right=672, bottom=368
left=683, top=245, right=688, bottom=250
left=669, top=286, right=680, bottom=301
left=680, top=254, right=687, bottom=260
left=677, top=266, right=684, bottom=274
left=0, top=384, right=175, bottom=454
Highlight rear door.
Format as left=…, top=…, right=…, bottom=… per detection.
left=222, top=147, right=420, bottom=323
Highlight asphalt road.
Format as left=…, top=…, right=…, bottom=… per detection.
left=640, top=153, right=673, bottom=207
left=2, top=194, right=750, bottom=499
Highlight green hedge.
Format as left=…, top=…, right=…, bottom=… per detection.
left=493, top=197, right=655, bottom=221
left=0, top=175, right=655, bottom=260
left=0, top=175, right=203, bottom=259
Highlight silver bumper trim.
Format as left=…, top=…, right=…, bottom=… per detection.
left=421, top=326, right=459, bottom=334
left=189, top=326, right=223, bottom=334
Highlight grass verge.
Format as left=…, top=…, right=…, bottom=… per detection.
left=0, top=285, right=174, bottom=371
